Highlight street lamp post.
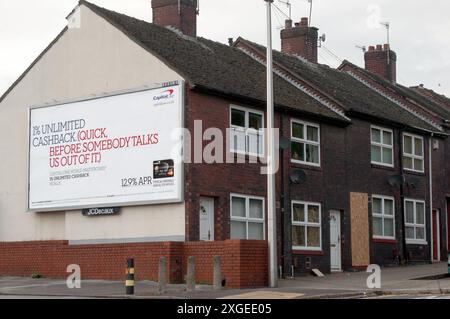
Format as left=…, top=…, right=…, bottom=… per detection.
left=264, top=0, right=278, bottom=288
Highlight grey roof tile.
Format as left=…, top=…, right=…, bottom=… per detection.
left=238, top=39, right=439, bottom=132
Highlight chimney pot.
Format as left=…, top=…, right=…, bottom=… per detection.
left=364, top=44, right=397, bottom=83
left=285, top=19, right=293, bottom=29
left=300, top=17, right=308, bottom=26
left=281, top=17, right=318, bottom=63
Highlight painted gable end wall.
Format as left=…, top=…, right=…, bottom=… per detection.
left=0, top=4, right=185, bottom=242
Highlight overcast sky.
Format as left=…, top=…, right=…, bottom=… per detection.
left=1, top=0, right=449, bottom=97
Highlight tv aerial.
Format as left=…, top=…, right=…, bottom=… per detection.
left=356, top=45, right=367, bottom=53
left=380, top=22, right=390, bottom=45
left=277, top=0, right=292, bottom=20
left=380, top=22, right=391, bottom=64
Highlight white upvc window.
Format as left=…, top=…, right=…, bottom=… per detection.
left=372, top=195, right=396, bottom=240
left=404, top=199, right=427, bottom=245
left=230, top=194, right=265, bottom=240
left=371, top=126, right=394, bottom=167
left=403, top=133, right=424, bottom=173
left=291, top=201, right=322, bottom=251
left=230, top=106, right=264, bottom=156
left=291, top=119, right=321, bottom=167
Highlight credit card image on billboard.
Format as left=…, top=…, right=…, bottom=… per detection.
left=153, top=160, right=175, bottom=179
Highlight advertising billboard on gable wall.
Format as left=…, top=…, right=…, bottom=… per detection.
left=28, top=82, right=184, bottom=211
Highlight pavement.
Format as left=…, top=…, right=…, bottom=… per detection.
left=0, top=262, right=449, bottom=299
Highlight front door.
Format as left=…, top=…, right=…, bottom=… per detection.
left=432, top=209, right=440, bottom=262
left=330, top=210, right=342, bottom=272
left=199, top=197, right=215, bottom=241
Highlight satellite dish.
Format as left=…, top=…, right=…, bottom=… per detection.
left=387, top=175, right=404, bottom=187
left=290, top=169, right=307, bottom=185
left=320, top=34, right=326, bottom=42
left=279, top=137, right=290, bottom=150
left=407, top=177, right=419, bottom=189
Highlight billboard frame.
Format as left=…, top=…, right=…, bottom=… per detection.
left=26, top=81, right=185, bottom=212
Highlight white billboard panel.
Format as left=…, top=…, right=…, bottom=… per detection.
left=28, top=83, right=184, bottom=211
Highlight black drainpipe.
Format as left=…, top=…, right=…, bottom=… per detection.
left=399, top=126, right=408, bottom=265
left=279, top=111, right=286, bottom=278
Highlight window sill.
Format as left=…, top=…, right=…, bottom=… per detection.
left=230, top=151, right=264, bottom=163
left=404, top=170, right=426, bottom=177
left=371, top=163, right=396, bottom=171
left=292, top=249, right=324, bottom=256
left=406, top=241, right=428, bottom=246
left=373, top=238, right=398, bottom=244
left=290, top=161, right=322, bottom=172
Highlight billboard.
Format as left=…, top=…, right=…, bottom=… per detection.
left=28, top=82, right=184, bottom=211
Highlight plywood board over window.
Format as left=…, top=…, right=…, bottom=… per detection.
left=350, top=192, right=370, bottom=267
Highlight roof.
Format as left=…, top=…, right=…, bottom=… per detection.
left=236, top=39, right=439, bottom=133
left=1, top=0, right=444, bottom=134
left=411, top=85, right=450, bottom=112
left=340, top=61, right=450, bottom=123
left=0, top=1, right=348, bottom=123
left=84, top=2, right=355, bottom=123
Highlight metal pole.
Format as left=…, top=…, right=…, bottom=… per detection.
left=429, top=134, right=434, bottom=263
left=125, top=258, right=135, bottom=295
left=264, top=0, right=278, bottom=288
left=158, top=257, right=167, bottom=293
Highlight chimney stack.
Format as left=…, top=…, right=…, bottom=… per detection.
left=280, top=17, right=318, bottom=63
left=151, top=0, right=198, bottom=37
left=364, top=44, right=397, bottom=83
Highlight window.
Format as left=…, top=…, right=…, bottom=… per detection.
left=230, top=195, right=265, bottom=240
left=404, top=199, right=427, bottom=244
left=403, top=134, right=424, bottom=172
left=230, top=106, right=264, bottom=156
left=371, top=126, right=394, bottom=167
left=372, top=196, right=395, bottom=239
left=291, top=120, right=320, bottom=166
left=292, top=201, right=322, bottom=250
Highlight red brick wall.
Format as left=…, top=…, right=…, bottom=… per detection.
left=0, top=240, right=267, bottom=289
left=364, top=45, right=397, bottom=83
left=183, top=240, right=268, bottom=288
left=184, top=90, right=270, bottom=242
left=280, top=18, right=318, bottom=63
left=152, top=0, right=197, bottom=37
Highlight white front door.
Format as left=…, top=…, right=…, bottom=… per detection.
left=330, top=210, right=342, bottom=272
left=199, top=197, right=215, bottom=241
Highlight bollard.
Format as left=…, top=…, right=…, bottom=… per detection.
left=125, top=258, right=135, bottom=295
left=186, top=256, right=196, bottom=292
left=158, top=257, right=167, bottom=293
left=213, top=256, right=222, bottom=290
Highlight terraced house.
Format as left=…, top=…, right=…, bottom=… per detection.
left=0, top=0, right=448, bottom=286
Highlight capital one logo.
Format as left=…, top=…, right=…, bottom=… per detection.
left=153, top=89, right=175, bottom=101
